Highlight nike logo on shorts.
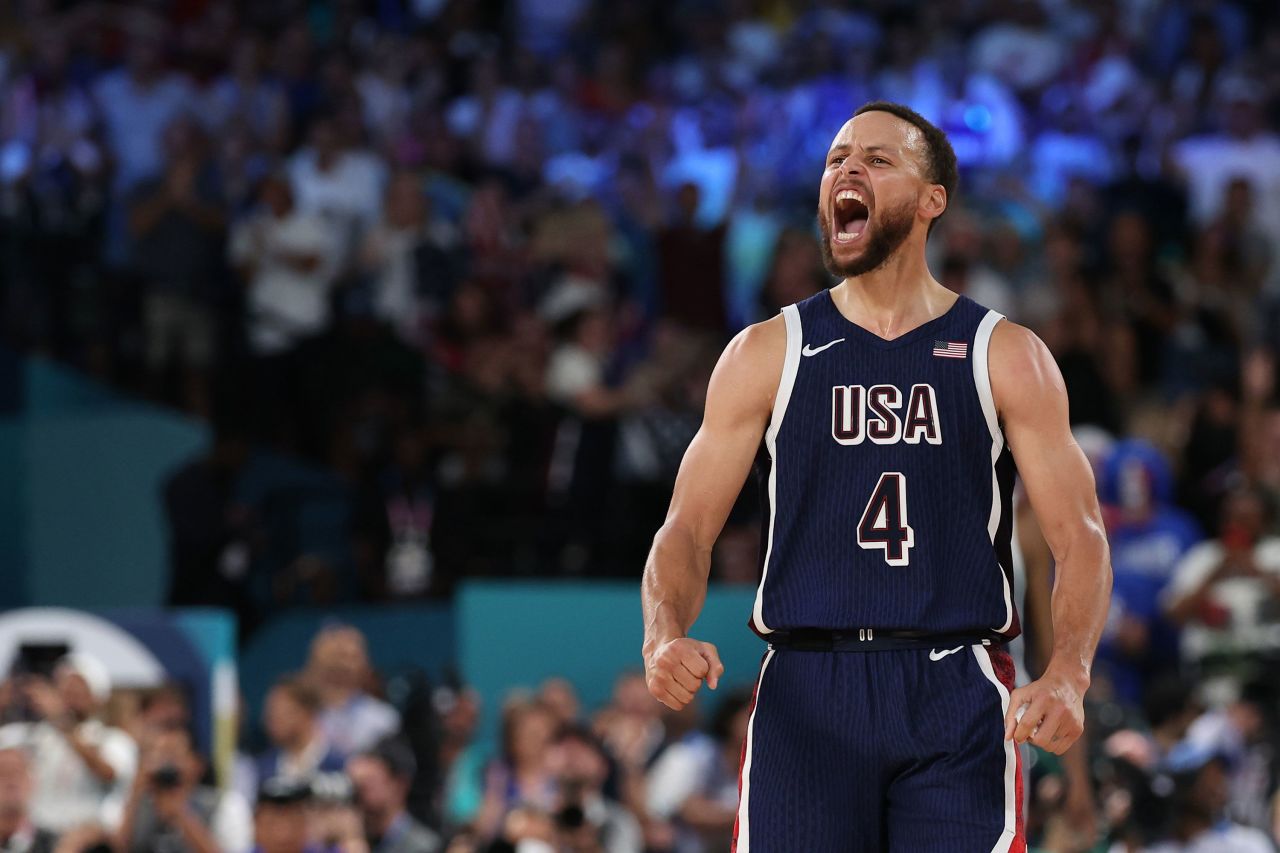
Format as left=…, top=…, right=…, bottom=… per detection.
left=929, top=646, right=964, bottom=661
left=801, top=338, right=845, bottom=357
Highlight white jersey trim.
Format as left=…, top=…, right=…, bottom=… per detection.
left=972, top=644, right=1018, bottom=853
left=752, top=305, right=802, bottom=634
left=735, top=647, right=775, bottom=852
left=973, top=309, right=1014, bottom=634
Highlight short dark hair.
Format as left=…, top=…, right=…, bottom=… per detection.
left=272, top=673, right=322, bottom=715
left=361, top=735, right=417, bottom=782
left=852, top=101, right=958, bottom=232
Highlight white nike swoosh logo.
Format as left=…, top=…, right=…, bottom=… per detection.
left=801, top=338, right=845, bottom=357
left=929, top=646, right=964, bottom=661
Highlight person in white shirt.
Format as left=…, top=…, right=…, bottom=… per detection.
left=0, top=738, right=58, bottom=853
left=1173, top=78, right=1280, bottom=255
left=0, top=654, right=136, bottom=833
left=287, top=115, right=387, bottom=231
left=1163, top=487, right=1280, bottom=663
left=230, top=173, right=343, bottom=356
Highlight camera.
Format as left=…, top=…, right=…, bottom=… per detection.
left=554, top=803, right=586, bottom=830
left=150, top=764, right=183, bottom=790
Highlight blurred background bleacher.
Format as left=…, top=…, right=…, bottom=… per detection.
left=3, top=0, right=1280, bottom=851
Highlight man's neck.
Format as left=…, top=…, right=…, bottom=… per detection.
left=830, top=248, right=954, bottom=340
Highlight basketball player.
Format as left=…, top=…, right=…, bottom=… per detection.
left=640, top=102, right=1111, bottom=851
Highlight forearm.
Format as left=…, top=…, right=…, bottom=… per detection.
left=1046, top=530, right=1111, bottom=687
left=65, top=729, right=117, bottom=782
left=114, top=784, right=146, bottom=850
left=173, top=807, right=221, bottom=853
left=642, top=521, right=712, bottom=657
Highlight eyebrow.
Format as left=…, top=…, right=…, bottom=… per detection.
left=827, top=143, right=895, bottom=155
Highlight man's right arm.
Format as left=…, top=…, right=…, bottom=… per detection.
left=641, top=316, right=785, bottom=710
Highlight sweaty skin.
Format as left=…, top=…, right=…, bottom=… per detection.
left=640, top=110, right=1111, bottom=756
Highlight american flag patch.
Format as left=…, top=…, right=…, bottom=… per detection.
left=933, top=340, right=968, bottom=359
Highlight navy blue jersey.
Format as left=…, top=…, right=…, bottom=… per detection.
left=751, top=290, right=1019, bottom=639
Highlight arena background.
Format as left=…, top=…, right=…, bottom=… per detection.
left=1, top=1, right=1280, bottom=851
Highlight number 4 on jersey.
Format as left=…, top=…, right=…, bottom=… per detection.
left=857, top=472, right=914, bottom=566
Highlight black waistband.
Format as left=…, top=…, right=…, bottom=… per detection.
left=764, top=628, right=1006, bottom=652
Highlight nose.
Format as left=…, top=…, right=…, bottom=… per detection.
left=842, top=159, right=864, bottom=178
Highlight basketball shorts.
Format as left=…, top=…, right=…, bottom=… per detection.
left=732, top=643, right=1025, bottom=852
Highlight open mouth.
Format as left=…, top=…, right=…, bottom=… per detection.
left=833, top=188, right=870, bottom=243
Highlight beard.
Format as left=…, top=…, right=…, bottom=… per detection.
left=818, top=196, right=916, bottom=279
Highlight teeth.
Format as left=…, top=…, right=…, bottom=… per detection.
left=836, top=189, right=864, bottom=204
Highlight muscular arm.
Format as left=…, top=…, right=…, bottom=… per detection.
left=641, top=317, right=784, bottom=708
left=990, top=321, right=1111, bottom=752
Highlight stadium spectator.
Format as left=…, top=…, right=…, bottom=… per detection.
left=1178, top=679, right=1279, bottom=830
left=230, top=172, right=343, bottom=358
left=109, top=725, right=252, bottom=853
left=538, top=679, right=581, bottom=729
left=1172, top=76, right=1280, bottom=251
left=546, top=724, right=641, bottom=853
left=256, top=675, right=345, bottom=795
left=437, top=686, right=483, bottom=831
left=302, top=772, right=366, bottom=852
left=655, top=183, right=727, bottom=335
left=126, top=115, right=227, bottom=406
left=162, top=424, right=254, bottom=630
left=0, top=654, right=136, bottom=833
left=1096, top=440, right=1202, bottom=704
left=347, top=738, right=441, bottom=853
left=92, top=14, right=193, bottom=198
left=1164, top=486, right=1280, bottom=663
left=474, top=698, right=557, bottom=839
left=305, top=627, right=400, bottom=759
left=358, top=172, right=445, bottom=346
left=1146, top=743, right=1274, bottom=852
left=287, top=114, right=386, bottom=234
left=204, top=35, right=290, bottom=154
left=252, top=778, right=317, bottom=853
left=644, top=689, right=751, bottom=853
left=0, top=738, right=57, bottom=853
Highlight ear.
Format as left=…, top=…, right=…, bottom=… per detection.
left=921, top=184, right=947, bottom=224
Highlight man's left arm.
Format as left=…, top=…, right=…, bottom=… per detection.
left=990, top=320, right=1112, bottom=755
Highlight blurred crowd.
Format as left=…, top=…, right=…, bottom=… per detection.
left=3, top=0, right=1280, bottom=850
left=3, top=617, right=1280, bottom=852
left=0, top=623, right=755, bottom=853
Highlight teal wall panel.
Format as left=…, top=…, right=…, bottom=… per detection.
left=0, top=421, right=26, bottom=606
left=25, top=408, right=208, bottom=607
left=457, top=581, right=763, bottom=748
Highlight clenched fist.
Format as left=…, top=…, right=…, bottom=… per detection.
left=1004, top=666, right=1087, bottom=755
left=644, top=637, right=724, bottom=710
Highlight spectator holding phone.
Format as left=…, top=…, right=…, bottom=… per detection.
left=1164, top=486, right=1280, bottom=662
left=108, top=725, right=251, bottom=853
left=0, top=654, right=136, bottom=833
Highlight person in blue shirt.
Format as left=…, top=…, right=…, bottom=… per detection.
left=1097, top=439, right=1202, bottom=705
